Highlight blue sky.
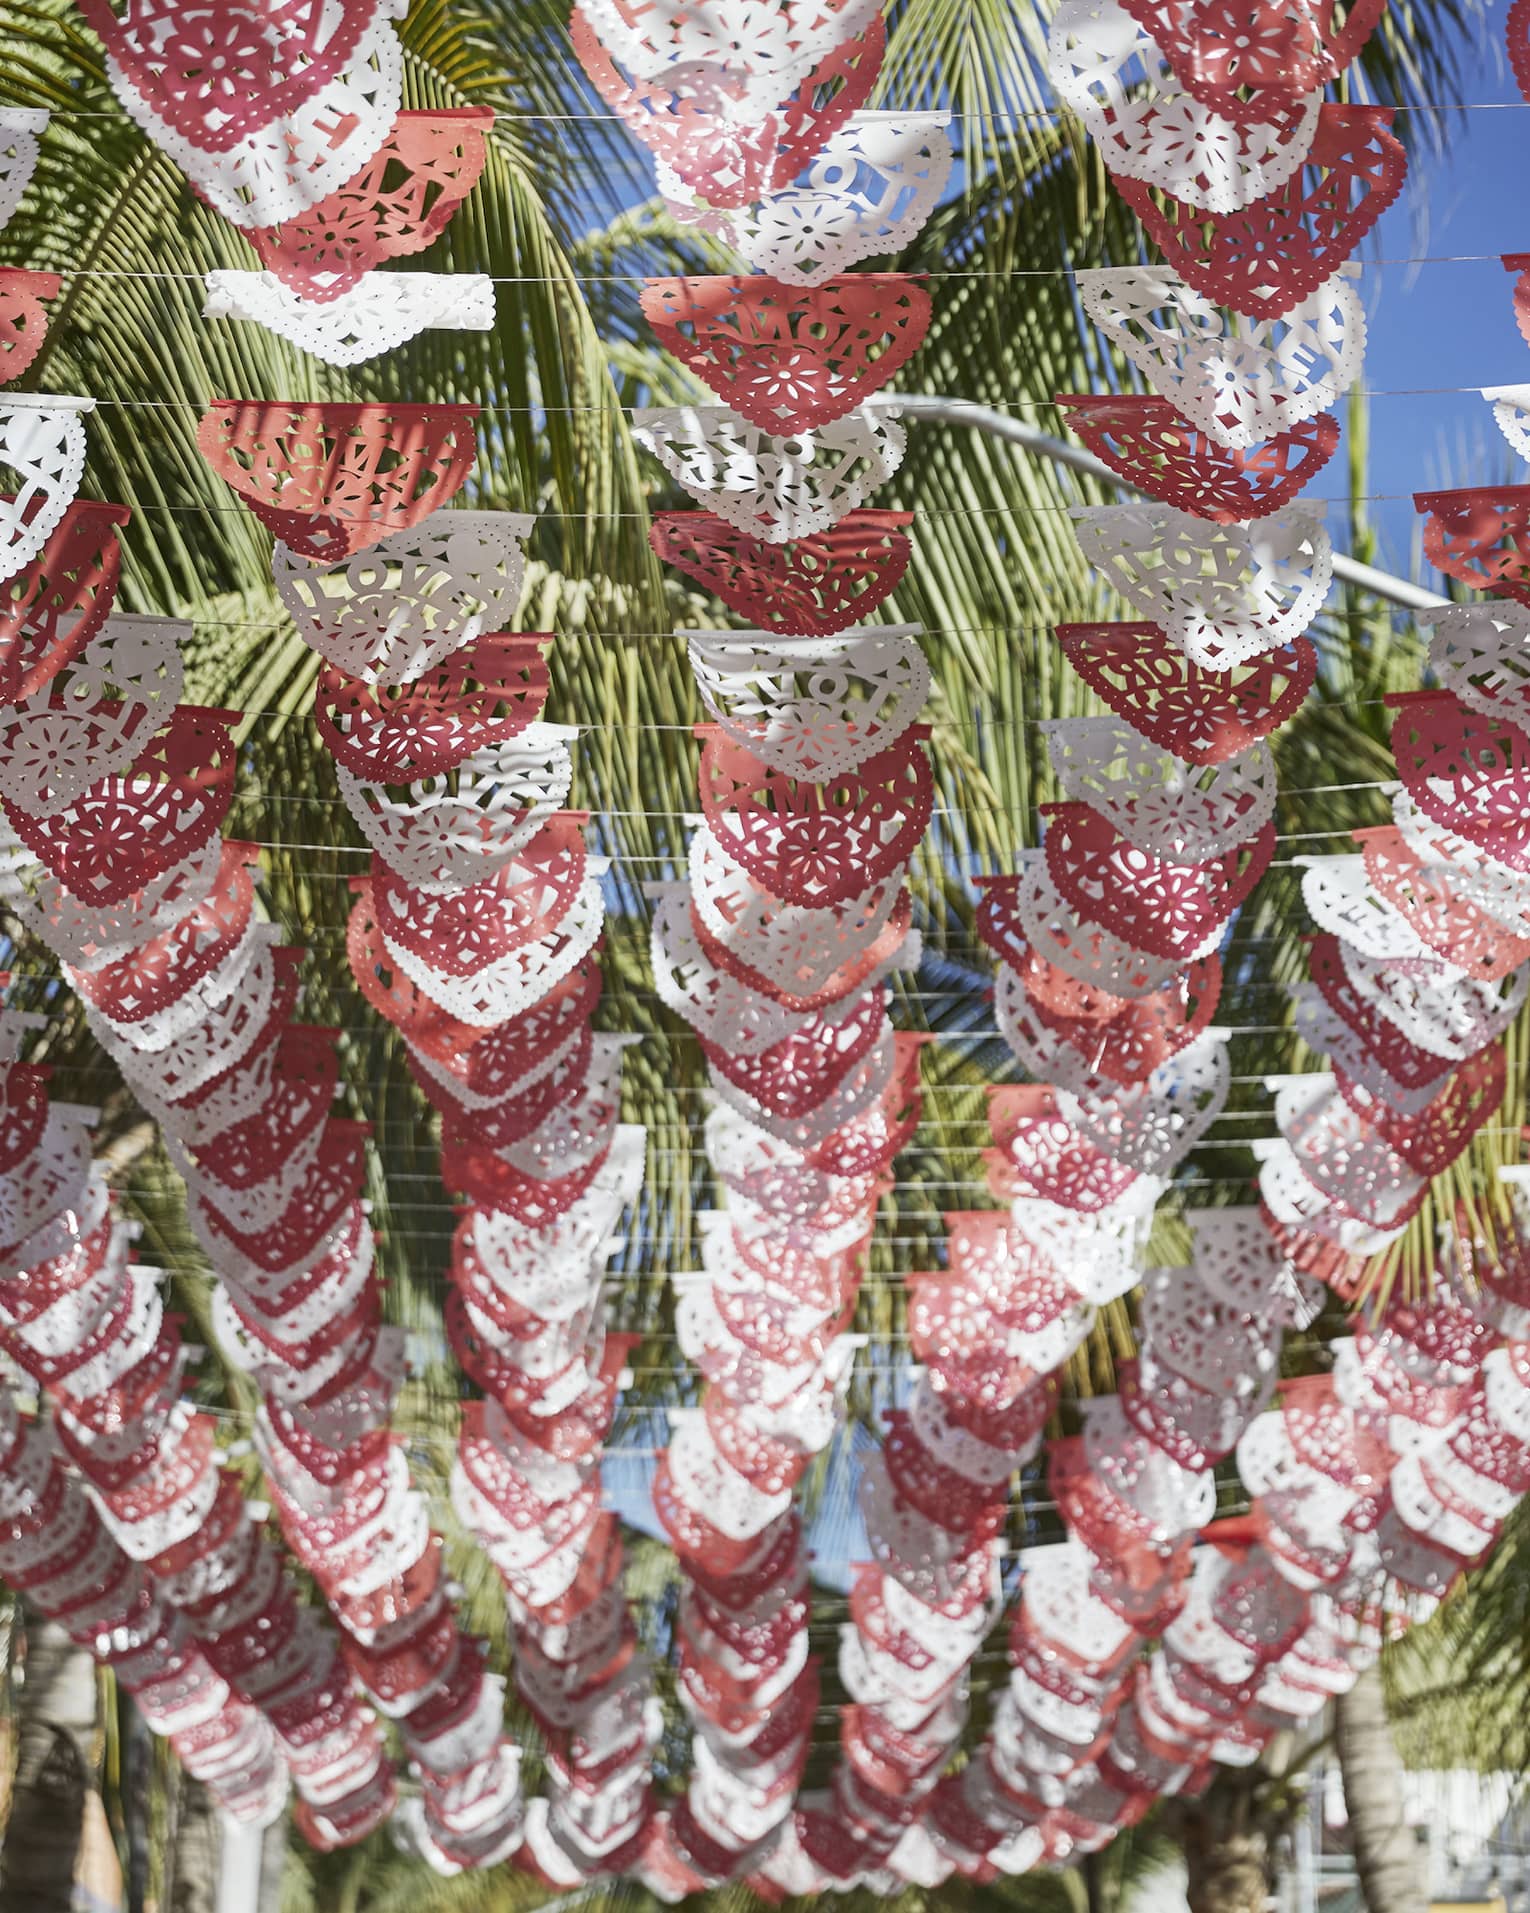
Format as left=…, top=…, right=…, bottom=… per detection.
left=1357, top=0, right=1528, bottom=576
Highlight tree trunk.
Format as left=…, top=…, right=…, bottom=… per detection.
left=1335, top=1663, right=1427, bottom=1913
left=1181, top=1813, right=1271, bottom=1913
left=166, top=1774, right=220, bottom=1913
left=1171, top=1774, right=1275, bottom=1913
left=0, top=1611, right=102, bottom=1913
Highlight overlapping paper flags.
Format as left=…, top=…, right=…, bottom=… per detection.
left=902, top=0, right=1530, bottom=1877
left=188, top=398, right=664, bottom=1871
left=612, top=0, right=1402, bottom=1889
left=588, top=0, right=971, bottom=1891
left=6, top=0, right=1530, bottom=1897
left=0, top=25, right=632, bottom=1878
left=72, top=0, right=498, bottom=363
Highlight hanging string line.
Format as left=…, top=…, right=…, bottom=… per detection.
left=1, top=255, right=1526, bottom=283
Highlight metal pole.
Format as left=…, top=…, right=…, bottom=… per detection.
left=887, top=393, right=1452, bottom=614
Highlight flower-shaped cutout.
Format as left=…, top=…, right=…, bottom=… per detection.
left=1080, top=264, right=1365, bottom=450
left=643, top=274, right=931, bottom=432
left=199, top=401, right=479, bottom=563
left=248, top=109, right=494, bottom=301
left=1114, top=104, right=1404, bottom=320
left=1056, top=394, right=1339, bottom=523
left=652, top=510, right=912, bottom=636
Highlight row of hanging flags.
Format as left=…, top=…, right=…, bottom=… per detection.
left=3, top=0, right=1530, bottom=1893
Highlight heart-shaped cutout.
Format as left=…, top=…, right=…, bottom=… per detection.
left=315, top=634, right=551, bottom=782
left=0, top=110, right=47, bottom=235
left=373, top=812, right=589, bottom=977
left=643, top=273, right=931, bottom=432
left=690, top=880, right=914, bottom=1022
left=705, top=1395, right=815, bottom=1498
left=77, top=0, right=385, bottom=153
left=703, top=990, right=886, bottom=1124
left=632, top=403, right=905, bottom=545
left=415, top=1024, right=593, bottom=1150
left=879, top=1422, right=1008, bottom=1540
left=412, top=957, right=601, bottom=1102
left=0, top=400, right=95, bottom=588
left=689, top=820, right=906, bottom=1006
left=1395, top=792, right=1530, bottom=941
left=698, top=725, right=932, bottom=906
left=1422, top=600, right=1530, bottom=732
left=1305, top=933, right=1459, bottom=1094
left=202, top=270, right=495, bottom=369
left=985, top=1083, right=1147, bottom=1211
left=1414, top=485, right=1530, bottom=607
left=1115, top=104, right=1405, bottom=319
left=1388, top=690, right=1530, bottom=873
left=1056, top=394, right=1339, bottom=523
left=117, top=943, right=302, bottom=1126
left=1072, top=503, right=1332, bottom=669
left=107, top=19, right=403, bottom=231
left=1137, top=1277, right=1273, bottom=1411
left=722, top=114, right=953, bottom=285
left=336, top=722, right=576, bottom=893
left=1079, top=264, right=1365, bottom=450
left=813, top=1030, right=925, bottom=1181
left=1361, top=826, right=1530, bottom=983
left=1118, top=1356, right=1245, bottom=1471
left=687, top=622, right=929, bottom=779
left=708, top=1016, right=894, bottom=1150
left=655, top=510, right=912, bottom=636
left=1339, top=1045, right=1503, bottom=1180
left=358, top=866, right=604, bottom=1031
left=276, top=512, right=532, bottom=686
left=651, top=886, right=831, bottom=1054
left=248, top=108, right=494, bottom=302
left=183, top=1026, right=338, bottom=1192
left=0, top=500, right=131, bottom=706
left=984, top=911, right=1223, bottom=1089
left=0, top=270, right=59, bottom=387
left=1061, top=1030, right=1231, bottom=1177
left=1269, top=1078, right=1430, bottom=1224
left=198, top=400, right=479, bottom=563
left=1056, top=620, right=1316, bottom=763
left=1120, top=0, right=1388, bottom=119
left=1049, top=0, right=1322, bottom=213
left=0, top=613, right=187, bottom=817
left=348, top=878, right=488, bottom=1057
left=573, top=9, right=883, bottom=209
left=1044, top=800, right=1274, bottom=961
left=1010, top=848, right=1211, bottom=998
left=579, top=0, right=882, bottom=101
left=1300, top=853, right=1441, bottom=967
left=497, top=1032, right=625, bottom=1181
left=1340, top=939, right=1527, bottom=1062
left=909, top=1271, right=1075, bottom=1415
left=195, top=1123, right=368, bottom=1276
left=1043, top=713, right=1276, bottom=862
left=6, top=706, right=236, bottom=907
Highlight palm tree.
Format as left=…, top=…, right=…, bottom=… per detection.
left=0, top=0, right=1495, bottom=1905
left=1335, top=1668, right=1429, bottom=1913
